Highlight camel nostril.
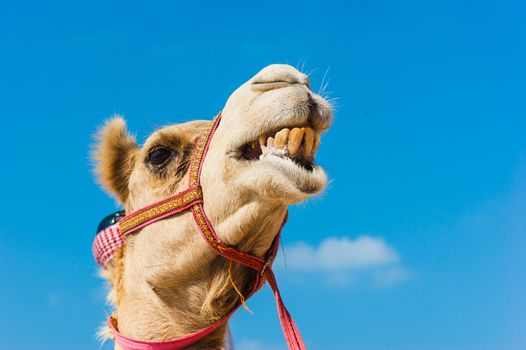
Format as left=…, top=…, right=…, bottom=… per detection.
left=307, top=94, right=319, bottom=117
left=307, top=94, right=316, bottom=110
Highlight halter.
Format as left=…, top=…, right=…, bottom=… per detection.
left=92, top=114, right=306, bottom=350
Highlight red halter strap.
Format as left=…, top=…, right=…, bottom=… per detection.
left=93, top=113, right=306, bottom=350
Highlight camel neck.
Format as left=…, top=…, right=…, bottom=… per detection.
left=110, top=199, right=287, bottom=349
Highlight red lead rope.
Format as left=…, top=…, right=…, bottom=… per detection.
left=192, top=202, right=306, bottom=350
left=189, top=115, right=306, bottom=350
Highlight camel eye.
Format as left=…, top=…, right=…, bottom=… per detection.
left=147, top=147, right=173, bottom=167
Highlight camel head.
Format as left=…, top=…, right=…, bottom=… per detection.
left=93, top=64, right=333, bottom=348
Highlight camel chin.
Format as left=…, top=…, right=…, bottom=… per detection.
left=231, top=150, right=328, bottom=204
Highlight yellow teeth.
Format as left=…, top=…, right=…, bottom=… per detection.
left=303, top=127, right=314, bottom=156
left=274, top=128, right=290, bottom=148
left=288, top=127, right=305, bottom=156
left=258, top=134, right=266, bottom=147
left=257, top=126, right=321, bottom=158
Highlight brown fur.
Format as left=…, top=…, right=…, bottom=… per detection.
left=92, top=64, right=333, bottom=350
left=93, top=117, right=138, bottom=203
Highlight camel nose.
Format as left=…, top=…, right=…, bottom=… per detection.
left=251, top=64, right=310, bottom=92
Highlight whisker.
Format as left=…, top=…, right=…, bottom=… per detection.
left=318, top=67, right=331, bottom=96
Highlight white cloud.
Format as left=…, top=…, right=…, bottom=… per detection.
left=284, top=236, right=399, bottom=271
left=278, top=236, right=412, bottom=287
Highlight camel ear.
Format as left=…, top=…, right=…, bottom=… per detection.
left=92, top=116, right=138, bottom=204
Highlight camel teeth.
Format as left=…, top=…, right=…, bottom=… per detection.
left=288, top=127, right=305, bottom=156
left=274, top=128, right=290, bottom=149
left=303, top=128, right=314, bottom=157
left=266, top=136, right=275, bottom=148
left=259, top=134, right=267, bottom=147
left=256, top=127, right=320, bottom=158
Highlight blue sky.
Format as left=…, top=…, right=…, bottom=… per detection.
left=0, top=1, right=525, bottom=349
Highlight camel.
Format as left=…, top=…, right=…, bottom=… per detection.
left=92, top=64, right=333, bottom=350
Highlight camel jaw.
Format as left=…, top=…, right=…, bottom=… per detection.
left=227, top=124, right=328, bottom=200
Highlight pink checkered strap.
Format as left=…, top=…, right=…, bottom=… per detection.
left=92, top=223, right=124, bottom=267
